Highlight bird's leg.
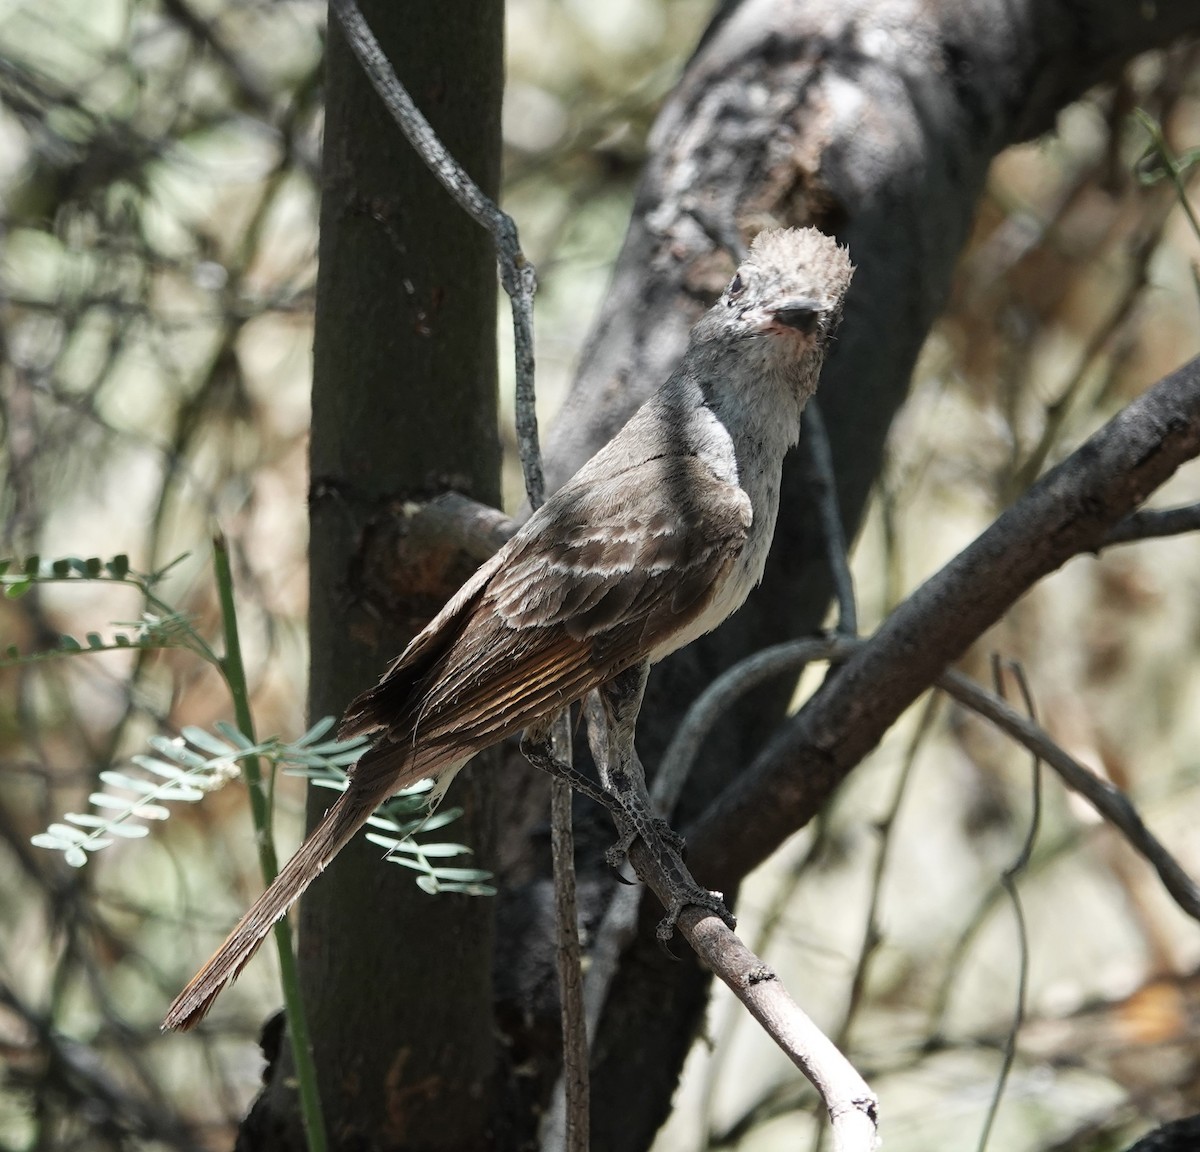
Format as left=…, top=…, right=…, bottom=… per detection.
left=520, top=714, right=625, bottom=818
left=583, top=681, right=681, bottom=859
left=596, top=664, right=735, bottom=940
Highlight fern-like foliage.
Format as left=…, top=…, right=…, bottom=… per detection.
left=290, top=758, right=497, bottom=896
left=14, top=551, right=495, bottom=896
left=32, top=717, right=495, bottom=894
left=0, top=552, right=214, bottom=666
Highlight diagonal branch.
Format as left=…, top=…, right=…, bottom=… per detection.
left=938, top=668, right=1200, bottom=922
left=327, top=0, right=542, bottom=504
left=689, top=353, right=1200, bottom=888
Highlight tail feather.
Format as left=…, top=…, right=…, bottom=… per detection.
left=162, top=788, right=378, bottom=1031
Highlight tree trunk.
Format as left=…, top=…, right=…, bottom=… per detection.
left=245, top=2, right=504, bottom=1147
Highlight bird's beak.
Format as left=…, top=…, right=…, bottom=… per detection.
left=770, top=298, right=822, bottom=335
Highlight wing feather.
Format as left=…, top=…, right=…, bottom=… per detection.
left=346, top=454, right=751, bottom=792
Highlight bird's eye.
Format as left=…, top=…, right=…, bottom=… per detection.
left=726, top=273, right=744, bottom=303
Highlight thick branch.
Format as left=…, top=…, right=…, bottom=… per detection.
left=690, top=354, right=1200, bottom=886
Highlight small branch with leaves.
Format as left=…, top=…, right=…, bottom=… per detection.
left=9, top=542, right=493, bottom=1152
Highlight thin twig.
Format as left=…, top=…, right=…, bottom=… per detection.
left=583, top=636, right=853, bottom=1040
left=975, top=659, right=1040, bottom=1152
left=327, top=0, right=541, bottom=503
left=937, top=669, right=1200, bottom=923
left=637, top=874, right=879, bottom=1152
left=810, top=696, right=940, bottom=1152
left=546, top=727, right=589, bottom=1152
left=800, top=401, right=857, bottom=635
left=661, top=636, right=855, bottom=807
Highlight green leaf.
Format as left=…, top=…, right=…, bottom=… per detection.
left=131, top=803, right=171, bottom=821
left=5, top=578, right=32, bottom=599
left=106, top=554, right=130, bottom=578
left=283, top=747, right=365, bottom=768
left=376, top=853, right=428, bottom=873
left=427, top=866, right=494, bottom=882
left=52, top=559, right=71, bottom=577
left=1176, top=145, right=1200, bottom=176
left=98, top=770, right=159, bottom=795
left=31, top=832, right=73, bottom=851
left=86, top=633, right=105, bottom=649
left=214, top=720, right=257, bottom=750
left=376, top=791, right=434, bottom=820
left=154, top=782, right=205, bottom=802
left=438, top=881, right=497, bottom=896
left=304, top=735, right=372, bottom=756
left=181, top=725, right=236, bottom=756
left=146, top=735, right=210, bottom=770
left=23, top=555, right=39, bottom=576
left=417, top=808, right=463, bottom=833
left=84, top=557, right=102, bottom=577
left=364, top=813, right=425, bottom=837
left=407, top=842, right=470, bottom=858
left=88, top=793, right=133, bottom=810
left=59, top=635, right=81, bottom=651
left=293, top=716, right=337, bottom=747
left=130, top=755, right=185, bottom=779
left=308, top=775, right=352, bottom=792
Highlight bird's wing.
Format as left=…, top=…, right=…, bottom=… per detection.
left=381, top=453, right=753, bottom=758
left=338, top=545, right=510, bottom=740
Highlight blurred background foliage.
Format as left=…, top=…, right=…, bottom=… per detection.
left=0, top=0, right=1198, bottom=1149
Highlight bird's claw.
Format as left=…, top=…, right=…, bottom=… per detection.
left=605, top=816, right=685, bottom=871
left=655, top=884, right=735, bottom=943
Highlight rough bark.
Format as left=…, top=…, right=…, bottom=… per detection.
left=244, top=2, right=504, bottom=1147
left=524, top=2, right=1200, bottom=1149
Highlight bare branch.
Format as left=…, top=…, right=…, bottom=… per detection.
left=800, top=402, right=858, bottom=635
left=691, top=354, right=1200, bottom=888
left=636, top=887, right=879, bottom=1151
left=582, top=636, right=852, bottom=1039
left=327, top=0, right=542, bottom=508
left=974, top=659, right=1040, bottom=1152
left=543, top=732, right=589, bottom=1152
left=938, top=667, right=1200, bottom=924
left=1102, top=502, right=1200, bottom=547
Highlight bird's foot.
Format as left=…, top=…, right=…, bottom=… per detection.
left=604, top=792, right=735, bottom=943
left=603, top=815, right=685, bottom=872
left=656, top=880, right=735, bottom=944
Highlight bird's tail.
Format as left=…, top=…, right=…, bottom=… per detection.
left=162, top=787, right=379, bottom=1031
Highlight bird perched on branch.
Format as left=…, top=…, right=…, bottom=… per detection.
left=164, top=226, right=853, bottom=1031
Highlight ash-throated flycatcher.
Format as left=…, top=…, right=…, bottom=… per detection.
left=164, top=226, right=853, bottom=1030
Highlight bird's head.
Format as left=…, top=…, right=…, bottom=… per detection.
left=696, top=227, right=853, bottom=355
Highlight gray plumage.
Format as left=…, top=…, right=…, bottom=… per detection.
left=163, top=226, right=853, bottom=1031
